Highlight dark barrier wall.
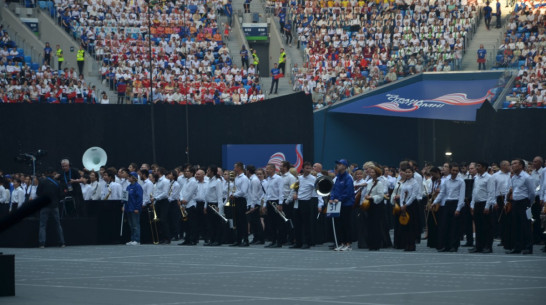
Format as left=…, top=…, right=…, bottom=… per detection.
left=0, top=93, right=313, bottom=173
left=315, top=104, right=546, bottom=168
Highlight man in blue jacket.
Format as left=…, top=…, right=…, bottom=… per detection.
left=329, top=159, right=355, bottom=251
left=124, top=172, right=143, bottom=245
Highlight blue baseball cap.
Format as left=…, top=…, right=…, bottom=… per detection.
left=130, top=172, right=138, bottom=179
left=335, top=159, right=349, bottom=167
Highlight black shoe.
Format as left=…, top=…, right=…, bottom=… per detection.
left=404, top=248, right=415, bottom=252
left=265, top=243, right=276, bottom=248
left=497, top=242, right=503, bottom=247
left=522, top=249, right=532, bottom=255
left=249, top=240, right=259, bottom=245
left=448, top=248, right=458, bottom=252
left=203, top=242, right=212, bottom=246
left=482, top=248, right=492, bottom=253
left=255, top=241, right=265, bottom=245
left=506, top=249, right=521, bottom=254
left=273, top=243, right=282, bottom=248
left=328, top=244, right=336, bottom=249
left=289, top=244, right=302, bottom=249
left=240, top=241, right=249, bottom=247
left=171, top=237, right=180, bottom=241
left=301, top=244, right=310, bottom=249
left=468, top=248, right=481, bottom=253
left=160, top=240, right=171, bottom=245
left=461, top=243, right=473, bottom=247
left=541, top=246, right=546, bottom=253
left=211, top=242, right=221, bottom=246
left=178, top=240, right=193, bottom=246
left=230, top=242, right=241, bottom=247
left=437, top=248, right=448, bottom=252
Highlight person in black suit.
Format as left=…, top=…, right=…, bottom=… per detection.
left=59, top=159, right=85, bottom=217
left=37, top=168, right=66, bottom=248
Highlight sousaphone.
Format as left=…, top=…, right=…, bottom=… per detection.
left=82, top=147, right=107, bottom=171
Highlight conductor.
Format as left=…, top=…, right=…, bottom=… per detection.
left=37, top=168, right=66, bottom=248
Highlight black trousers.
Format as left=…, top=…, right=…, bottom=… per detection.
left=186, top=206, right=199, bottom=243
left=381, top=202, right=393, bottom=248
left=77, top=60, right=84, bottom=75
left=334, top=205, right=353, bottom=244
left=367, top=203, right=385, bottom=250
left=169, top=200, right=182, bottom=239
left=400, top=203, right=417, bottom=251
left=278, top=62, right=286, bottom=75
left=426, top=208, right=439, bottom=249
left=510, top=199, right=532, bottom=252
left=438, top=201, right=460, bottom=250
left=156, top=199, right=170, bottom=242
left=233, top=197, right=248, bottom=243
left=296, top=199, right=315, bottom=246
left=474, top=201, right=493, bottom=250
left=196, top=201, right=206, bottom=240
left=207, top=203, right=224, bottom=244
left=269, top=78, right=279, bottom=94
left=532, top=196, right=542, bottom=244
left=266, top=200, right=286, bottom=244
left=247, top=205, right=264, bottom=242
left=460, top=202, right=474, bottom=245
left=284, top=201, right=295, bottom=244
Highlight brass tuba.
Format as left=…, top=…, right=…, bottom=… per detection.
left=315, top=176, right=334, bottom=197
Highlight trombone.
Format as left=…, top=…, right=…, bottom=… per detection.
left=147, top=203, right=160, bottom=245
left=208, top=204, right=228, bottom=223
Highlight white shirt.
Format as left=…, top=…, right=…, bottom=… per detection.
left=0, top=185, right=8, bottom=203
left=247, top=174, right=262, bottom=207
left=233, top=173, right=249, bottom=198
left=491, top=171, right=510, bottom=197
left=361, top=179, right=385, bottom=205
left=400, top=178, right=419, bottom=206
left=297, top=174, right=317, bottom=201
left=281, top=172, right=297, bottom=203
left=153, top=175, right=169, bottom=201
left=265, top=174, right=283, bottom=201
left=11, top=186, right=25, bottom=205
left=413, top=172, right=424, bottom=200
left=470, top=172, right=494, bottom=209
left=141, top=179, right=153, bottom=205
left=167, top=180, right=181, bottom=202
left=434, top=176, right=466, bottom=211
left=183, top=179, right=207, bottom=208
left=25, top=184, right=38, bottom=201
left=102, top=181, right=122, bottom=200
left=205, top=176, right=223, bottom=207
left=89, top=181, right=101, bottom=200
left=508, top=171, right=536, bottom=204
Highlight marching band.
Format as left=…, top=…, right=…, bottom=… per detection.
left=1, top=156, right=545, bottom=254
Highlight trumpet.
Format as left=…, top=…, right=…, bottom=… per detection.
left=208, top=205, right=228, bottom=223
left=179, top=204, right=188, bottom=222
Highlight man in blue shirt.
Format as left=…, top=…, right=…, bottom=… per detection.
left=483, top=2, right=492, bottom=30
left=329, top=159, right=355, bottom=251
left=284, top=22, right=293, bottom=46
left=225, top=1, right=233, bottom=26
left=477, top=44, right=487, bottom=70
left=495, top=0, right=502, bottom=28
left=44, top=42, right=52, bottom=66
left=240, top=45, right=249, bottom=69
left=278, top=9, right=286, bottom=34
left=269, top=63, right=280, bottom=95
left=124, top=172, right=143, bottom=245
left=244, top=0, right=251, bottom=13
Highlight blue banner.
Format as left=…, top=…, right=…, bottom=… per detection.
left=329, top=79, right=500, bottom=121
left=222, top=144, right=303, bottom=172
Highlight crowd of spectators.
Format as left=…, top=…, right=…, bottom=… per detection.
left=0, top=25, right=96, bottom=104
left=272, top=0, right=481, bottom=109
left=501, top=1, right=545, bottom=108
left=47, top=0, right=264, bottom=104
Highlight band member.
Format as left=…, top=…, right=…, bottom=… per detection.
left=230, top=162, right=250, bottom=246
left=124, top=172, right=143, bottom=245
left=408, top=160, right=424, bottom=243
left=461, top=162, right=476, bottom=247
left=505, top=159, right=535, bottom=254
left=0, top=177, right=9, bottom=217
left=292, top=162, right=318, bottom=249
left=180, top=168, right=205, bottom=245
left=540, top=169, right=546, bottom=252
left=246, top=165, right=265, bottom=245
left=399, top=166, right=420, bottom=251
left=362, top=166, right=385, bottom=251
left=492, top=160, right=511, bottom=249
left=88, top=172, right=101, bottom=200
left=426, top=167, right=442, bottom=249
left=101, top=170, right=122, bottom=200
left=60, top=159, right=84, bottom=215
left=530, top=156, right=544, bottom=244
left=37, top=168, right=65, bottom=248
left=177, top=164, right=195, bottom=243
left=469, top=161, right=494, bottom=253
left=433, top=163, right=465, bottom=252
left=152, top=167, right=171, bottom=244
left=263, top=163, right=284, bottom=248
left=391, top=179, right=403, bottom=249
left=139, top=169, right=153, bottom=207
left=10, top=178, right=24, bottom=212
left=281, top=161, right=297, bottom=245
left=330, top=159, right=355, bottom=251
left=204, top=165, right=225, bottom=246
left=167, top=170, right=181, bottom=241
